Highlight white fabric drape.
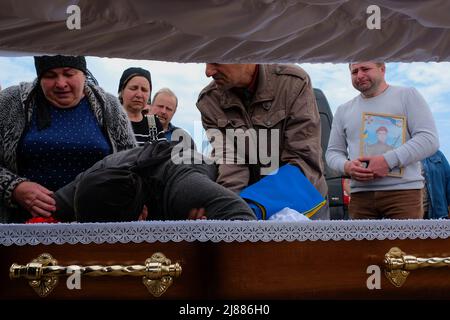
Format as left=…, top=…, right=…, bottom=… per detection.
left=1, top=0, right=449, bottom=62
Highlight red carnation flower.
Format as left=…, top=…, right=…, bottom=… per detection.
left=25, top=216, right=59, bottom=224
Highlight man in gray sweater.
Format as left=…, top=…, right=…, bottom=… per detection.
left=326, top=62, right=439, bottom=219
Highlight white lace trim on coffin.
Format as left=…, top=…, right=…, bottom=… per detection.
left=1, top=220, right=450, bottom=246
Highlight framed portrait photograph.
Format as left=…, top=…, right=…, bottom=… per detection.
left=360, top=112, right=406, bottom=177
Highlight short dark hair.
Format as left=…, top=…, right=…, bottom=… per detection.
left=74, top=168, right=146, bottom=222
left=348, top=62, right=385, bottom=69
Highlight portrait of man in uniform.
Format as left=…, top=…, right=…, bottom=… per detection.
left=360, top=112, right=406, bottom=176
left=366, top=126, right=394, bottom=156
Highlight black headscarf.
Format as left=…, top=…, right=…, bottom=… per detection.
left=118, top=67, right=152, bottom=94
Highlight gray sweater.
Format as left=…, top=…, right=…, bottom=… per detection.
left=326, top=85, right=439, bottom=193
left=0, top=81, right=137, bottom=222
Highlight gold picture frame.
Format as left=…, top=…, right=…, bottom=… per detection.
left=360, top=112, right=406, bottom=177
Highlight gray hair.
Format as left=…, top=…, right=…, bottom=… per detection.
left=152, top=87, right=178, bottom=108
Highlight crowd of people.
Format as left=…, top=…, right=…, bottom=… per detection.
left=0, top=56, right=448, bottom=223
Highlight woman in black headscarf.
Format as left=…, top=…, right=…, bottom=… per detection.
left=0, top=55, right=136, bottom=223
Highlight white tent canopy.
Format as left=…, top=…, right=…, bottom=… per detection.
left=1, top=0, right=449, bottom=62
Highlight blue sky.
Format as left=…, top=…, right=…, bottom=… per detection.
left=1, top=57, right=449, bottom=159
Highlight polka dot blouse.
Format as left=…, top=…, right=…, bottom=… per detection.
left=17, top=97, right=112, bottom=191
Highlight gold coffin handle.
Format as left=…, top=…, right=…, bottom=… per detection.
left=9, top=252, right=181, bottom=297
left=384, top=247, right=450, bottom=287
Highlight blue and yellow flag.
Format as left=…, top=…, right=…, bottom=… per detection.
left=240, top=164, right=326, bottom=220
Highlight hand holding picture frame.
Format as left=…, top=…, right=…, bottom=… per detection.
left=360, top=112, right=406, bottom=177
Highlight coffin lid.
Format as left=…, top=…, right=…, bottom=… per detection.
left=1, top=0, right=449, bottom=62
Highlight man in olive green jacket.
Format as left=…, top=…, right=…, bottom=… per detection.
left=196, top=64, right=328, bottom=219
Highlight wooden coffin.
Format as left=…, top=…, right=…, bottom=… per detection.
left=1, top=220, right=450, bottom=300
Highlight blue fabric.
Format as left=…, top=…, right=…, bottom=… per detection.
left=164, top=122, right=176, bottom=141
left=18, top=97, right=112, bottom=191
left=239, top=164, right=326, bottom=220
left=421, top=150, right=450, bottom=219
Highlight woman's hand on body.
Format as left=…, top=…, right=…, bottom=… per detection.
left=13, top=181, right=56, bottom=217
